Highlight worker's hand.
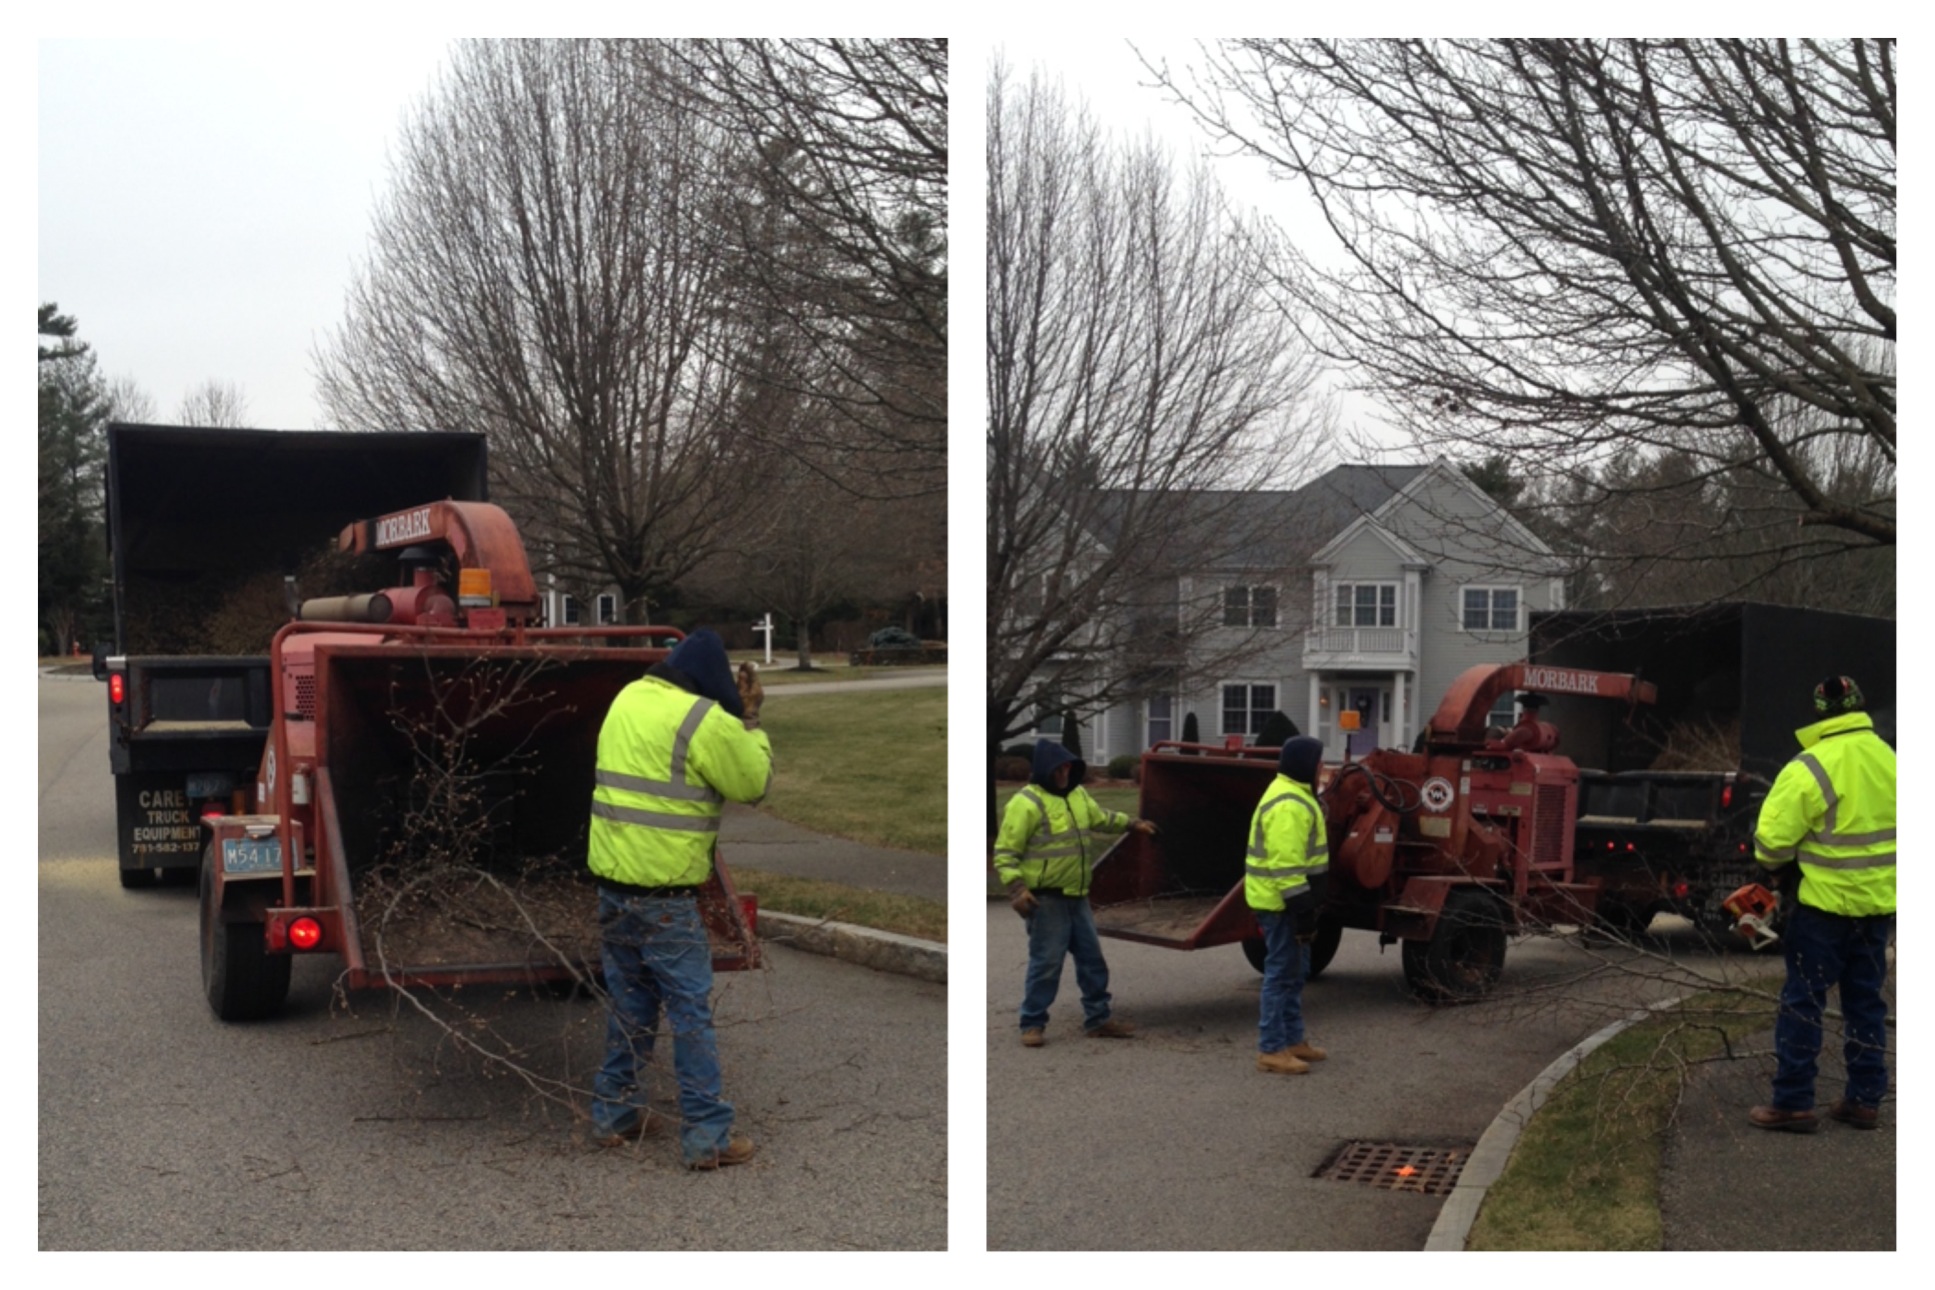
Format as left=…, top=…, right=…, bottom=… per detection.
left=1006, top=880, right=1037, bottom=918
left=1130, top=818, right=1159, bottom=837
left=736, top=661, right=764, bottom=722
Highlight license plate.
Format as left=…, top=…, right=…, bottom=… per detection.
left=186, top=772, right=236, bottom=800
left=222, top=837, right=281, bottom=875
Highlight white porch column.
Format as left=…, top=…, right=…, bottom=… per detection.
left=1307, top=672, right=1322, bottom=754
left=1394, top=670, right=1408, bottom=750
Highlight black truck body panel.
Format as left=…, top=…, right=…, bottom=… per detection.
left=1531, top=603, right=1893, bottom=932
left=1528, top=602, right=1894, bottom=779
left=102, top=424, right=489, bottom=879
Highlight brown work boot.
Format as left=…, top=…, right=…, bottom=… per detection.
left=1747, top=1105, right=1819, bottom=1134
left=1827, top=1100, right=1880, bottom=1130
left=595, top=1107, right=675, bottom=1147
left=1285, top=1042, right=1328, bottom=1063
left=686, top=1133, right=756, bottom=1171
left=1085, top=1019, right=1136, bottom=1039
left=1256, top=1049, right=1311, bottom=1075
left=1020, top=1028, right=1046, bottom=1048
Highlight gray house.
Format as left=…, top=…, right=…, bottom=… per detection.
left=1057, top=461, right=1568, bottom=765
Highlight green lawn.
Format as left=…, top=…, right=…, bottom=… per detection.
left=757, top=686, right=945, bottom=855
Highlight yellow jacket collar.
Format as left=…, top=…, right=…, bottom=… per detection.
left=1795, top=710, right=1873, bottom=749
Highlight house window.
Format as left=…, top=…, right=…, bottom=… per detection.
left=597, top=594, right=617, bottom=625
left=1334, top=582, right=1397, bottom=628
left=1462, top=586, right=1520, bottom=632
left=562, top=595, right=581, bottom=626
left=1147, top=695, right=1174, bottom=746
left=1221, top=683, right=1277, bottom=738
left=1223, top=584, right=1278, bottom=628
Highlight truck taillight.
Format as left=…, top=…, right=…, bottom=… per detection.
left=109, top=673, right=125, bottom=705
left=1721, top=784, right=1733, bottom=809
left=289, top=917, right=323, bottom=950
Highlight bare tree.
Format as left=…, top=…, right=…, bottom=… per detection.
left=176, top=378, right=250, bottom=427
left=676, top=39, right=947, bottom=500
left=1148, top=40, right=1895, bottom=564
left=314, top=40, right=762, bottom=622
left=103, top=374, right=157, bottom=424
left=986, top=61, right=1331, bottom=782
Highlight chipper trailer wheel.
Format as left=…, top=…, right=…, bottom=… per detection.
left=1241, top=917, right=1344, bottom=979
left=199, top=846, right=292, bottom=1022
left=1402, top=888, right=1508, bottom=1004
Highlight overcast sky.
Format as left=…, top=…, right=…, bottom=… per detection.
left=988, top=37, right=1402, bottom=457
left=39, top=37, right=458, bottom=429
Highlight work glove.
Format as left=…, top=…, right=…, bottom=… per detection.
left=736, top=662, right=764, bottom=725
left=1006, top=879, right=1038, bottom=919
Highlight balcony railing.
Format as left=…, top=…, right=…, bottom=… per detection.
left=1303, top=625, right=1417, bottom=669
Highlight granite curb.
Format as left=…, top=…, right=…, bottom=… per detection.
left=758, top=910, right=946, bottom=984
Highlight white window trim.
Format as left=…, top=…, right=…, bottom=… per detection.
left=1222, top=583, right=1280, bottom=629
left=1334, top=580, right=1400, bottom=628
left=1219, top=680, right=1279, bottom=739
left=1146, top=694, right=1176, bottom=748
left=1460, top=584, right=1523, bottom=633
left=596, top=593, right=617, bottom=624
left=562, top=594, right=581, bottom=626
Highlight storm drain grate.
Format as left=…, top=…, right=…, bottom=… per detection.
left=1315, top=1141, right=1471, bottom=1196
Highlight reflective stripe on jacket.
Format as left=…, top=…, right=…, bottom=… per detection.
left=991, top=785, right=1129, bottom=897
left=588, top=675, right=774, bottom=888
left=1245, top=774, right=1330, bottom=913
left=1753, top=712, right=1895, bottom=917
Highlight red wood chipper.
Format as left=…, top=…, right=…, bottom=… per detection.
left=198, top=500, right=760, bottom=1021
left=1090, top=662, right=1655, bottom=1002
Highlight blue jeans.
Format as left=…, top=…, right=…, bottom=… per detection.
left=591, top=891, right=735, bottom=1161
left=1772, top=903, right=1894, bottom=1111
left=1019, top=894, right=1113, bottom=1031
left=1256, top=909, right=1310, bottom=1054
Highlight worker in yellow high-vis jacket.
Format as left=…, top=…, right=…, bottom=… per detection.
left=1746, top=675, right=1896, bottom=1134
left=994, top=740, right=1155, bottom=1047
left=1246, top=736, right=1331, bottom=1075
left=587, top=628, right=773, bottom=1168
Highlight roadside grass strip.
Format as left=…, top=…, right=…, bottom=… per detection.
left=1467, top=976, right=1782, bottom=1250
left=732, top=867, right=946, bottom=944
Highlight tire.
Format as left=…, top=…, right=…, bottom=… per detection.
left=119, top=865, right=159, bottom=890
left=1240, top=936, right=1267, bottom=973
left=1306, top=918, right=1344, bottom=979
left=1402, top=888, right=1508, bottom=1004
left=199, top=847, right=291, bottom=1021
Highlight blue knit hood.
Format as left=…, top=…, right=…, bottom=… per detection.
left=662, top=628, right=744, bottom=718
left=1030, top=739, right=1085, bottom=795
left=1278, top=736, right=1324, bottom=789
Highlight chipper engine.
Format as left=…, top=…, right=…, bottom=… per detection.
left=198, top=500, right=759, bottom=1020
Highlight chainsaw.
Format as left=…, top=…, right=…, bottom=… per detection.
left=1722, top=883, right=1781, bottom=950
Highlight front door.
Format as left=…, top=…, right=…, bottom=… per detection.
left=1342, top=684, right=1389, bottom=758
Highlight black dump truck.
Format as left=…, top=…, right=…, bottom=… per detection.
left=1530, top=602, right=1895, bottom=935
left=94, top=424, right=490, bottom=888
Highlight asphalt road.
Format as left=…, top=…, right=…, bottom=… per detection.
left=984, top=897, right=1768, bottom=1250
left=38, top=672, right=946, bottom=1250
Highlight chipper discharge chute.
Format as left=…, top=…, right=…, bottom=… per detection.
left=198, top=500, right=759, bottom=1021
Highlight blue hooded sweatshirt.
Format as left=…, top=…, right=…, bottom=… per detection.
left=1031, top=739, right=1086, bottom=795
left=655, top=628, right=744, bottom=718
